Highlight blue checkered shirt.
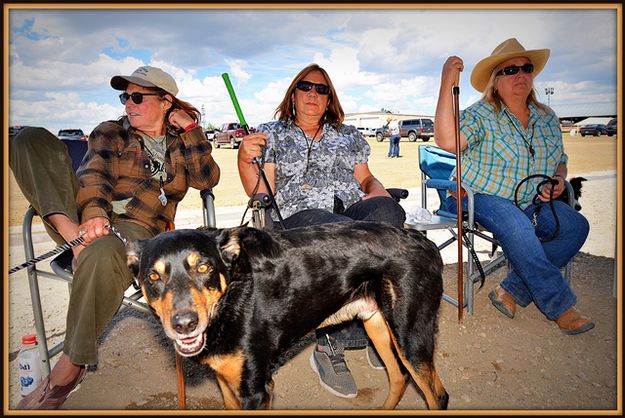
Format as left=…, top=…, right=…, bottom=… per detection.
left=452, top=100, right=567, bottom=209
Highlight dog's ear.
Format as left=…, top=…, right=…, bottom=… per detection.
left=126, top=239, right=147, bottom=278
left=216, top=227, right=242, bottom=266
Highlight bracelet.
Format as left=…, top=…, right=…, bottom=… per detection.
left=553, top=174, right=564, bottom=179
left=184, top=122, right=199, bottom=132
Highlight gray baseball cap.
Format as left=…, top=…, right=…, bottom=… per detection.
left=110, top=65, right=179, bottom=96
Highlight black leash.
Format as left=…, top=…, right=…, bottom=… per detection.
left=9, top=225, right=127, bottom=275
left=513, top=174, right=560, bottom=243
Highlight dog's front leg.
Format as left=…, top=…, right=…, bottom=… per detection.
left=215, top=373, right=241, bottom=409
left=239, top=366, right=273, bottom=409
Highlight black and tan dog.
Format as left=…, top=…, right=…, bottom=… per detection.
left=126, top=221, right=448, bottom=410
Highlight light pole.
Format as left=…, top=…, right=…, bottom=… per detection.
left=201, top=104, right=206, bottom=129
left=545, top=87, right=554, bottom=107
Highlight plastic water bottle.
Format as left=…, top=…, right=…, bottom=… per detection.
left=18, top=334, right=42, bottom=396
left=407, top=207, right=433, bottom=224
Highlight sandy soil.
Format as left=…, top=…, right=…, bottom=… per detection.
left=4, top=135, right=621, bottom=412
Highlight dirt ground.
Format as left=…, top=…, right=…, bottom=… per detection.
left=4, top=135, right=621, bottom=412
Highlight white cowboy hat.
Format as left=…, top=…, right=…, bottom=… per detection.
left=470, top=38, right=550, bottom=93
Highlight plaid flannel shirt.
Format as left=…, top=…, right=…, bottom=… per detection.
left=76, top=117, right=220, bottom=235
left=452, top=100, right=567, bottom=209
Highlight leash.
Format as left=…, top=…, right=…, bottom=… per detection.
left=452, top=75, right=464, bottom=322
left=8, top=225, right=127, bottom=275
left=514, top=174, right=561, bottom=243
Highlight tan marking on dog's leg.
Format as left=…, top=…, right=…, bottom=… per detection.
left=215, top=373, right=241, bottom=409
left=203, top=350, right=245, bottom=409
left=363, top=311, right=407, bottom=410
left=266, top=377, right=275, bottom=410
left=388, top=333, right=445, bottom=410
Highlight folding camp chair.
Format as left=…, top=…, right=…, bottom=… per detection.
left=407, top=145, right=574, bottom=315
left=18, top=138, right=216, bottom=377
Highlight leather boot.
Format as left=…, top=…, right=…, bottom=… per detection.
left=555, top=307, right=595, bottom=335
left=488, top=285, right=516, bottom=319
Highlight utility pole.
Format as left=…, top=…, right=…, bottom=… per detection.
left=545, top=87, right=554, bottom=107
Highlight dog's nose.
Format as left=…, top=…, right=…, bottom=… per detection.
left=172, top=311, right=198, bottom=334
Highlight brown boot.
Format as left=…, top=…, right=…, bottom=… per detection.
left=555, top=307, right=595, bottom=335
left=488, top=285, right=516, bottom=319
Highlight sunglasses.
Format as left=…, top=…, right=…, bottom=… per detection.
left=119, top=92, right=161, bottom=105
left=295, top=80, right=330, bottom=95
left=495, top=63, right=534, bottom=77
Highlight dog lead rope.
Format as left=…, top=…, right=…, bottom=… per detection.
left=8, top=225, right=127, bottom=275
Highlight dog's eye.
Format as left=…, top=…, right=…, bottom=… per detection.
left=197, top=264, right=209, bottom=273
left=148, top=272, right=160, bottom=281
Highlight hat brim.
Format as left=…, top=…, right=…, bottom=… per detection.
left=110, top=75, right=159, bottom=91
left=470, top=48, right=550, bottom=93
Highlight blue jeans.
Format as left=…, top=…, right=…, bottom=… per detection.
left=443, top=194, right=589, bottom=320
left=387, top=134, right=400, bottom=157
left=283, top=196, right=406, bottom=347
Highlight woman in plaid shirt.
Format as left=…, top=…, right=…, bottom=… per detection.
left=434, top=38, right=592, bottom=335
left=10, top=66, right=220, bottom=409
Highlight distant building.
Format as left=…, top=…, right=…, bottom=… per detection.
left=344, top=111, right=434, bottom=128
left=551, top=101, right=616, bottom=124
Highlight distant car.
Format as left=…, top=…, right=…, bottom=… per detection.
left=374, top=126, right=391, bottom=142
left=357, top=127, right=376, bottom=137
left=579, top=124, right=607, bottom=137
left=398, top=118, right=434, bottom=142
left=204, top=128, right=218, bottom=141
left=213, top=122, right=255, bottom=148
left=605, top=119, right=617, bottom=136
left=58, top=129, right=87, bottom=141
left=9, top=125, right=29, bottom=139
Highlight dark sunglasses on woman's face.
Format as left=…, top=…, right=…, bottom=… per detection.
left=119, top=92, right=161, bottom=105
left=495, top=63, right=534, bottom=77
left=295, top=80, right=330, bottom=95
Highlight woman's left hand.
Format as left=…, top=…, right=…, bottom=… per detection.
left=168, top=109, right=195, bottom=130
left=538, top=176, right=565, bottom=201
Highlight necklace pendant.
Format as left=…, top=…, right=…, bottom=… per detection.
left=158, top=187, right=168, bottom=206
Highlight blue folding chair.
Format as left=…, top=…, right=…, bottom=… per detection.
left=19, top=138, right=216, bottom=376
left=407, top=145, right=574, bottom=315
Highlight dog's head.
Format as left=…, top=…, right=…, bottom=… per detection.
left=568, top=176, right=587, bottom=211
left=126, top=227, right=255, bottom=357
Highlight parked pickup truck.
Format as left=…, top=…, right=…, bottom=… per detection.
left=213, top=122, right=254, bottom=149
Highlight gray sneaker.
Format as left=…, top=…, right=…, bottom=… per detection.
left=366, top=345, right=385, bottom=370
left=309, top=344, right=357, bottom=398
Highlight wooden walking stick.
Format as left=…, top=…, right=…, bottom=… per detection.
left=453, top=75, right=464, bottom=323
left=176, top=352, right=186, bottom=409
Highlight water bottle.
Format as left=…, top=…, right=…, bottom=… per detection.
left=407, top=207, right=433, bottom=224
left=18, top=334, right=42, bottom=396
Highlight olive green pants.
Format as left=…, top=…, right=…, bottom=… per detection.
left=10, top=127, right=154, bottom=365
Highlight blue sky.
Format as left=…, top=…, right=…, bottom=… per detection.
left=6, top=6, right=619, bottom=134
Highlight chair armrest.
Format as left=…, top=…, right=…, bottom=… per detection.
left=386, top=188, right=409, bottom=202
left=200, top=188, right=216, bottom=228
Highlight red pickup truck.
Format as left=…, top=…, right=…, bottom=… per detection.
left=213, top=122, right=254, bottom=149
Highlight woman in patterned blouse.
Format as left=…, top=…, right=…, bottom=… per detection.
left=238, top=63, right=405, bottom=399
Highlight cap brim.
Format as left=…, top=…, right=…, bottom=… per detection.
left=470, top=48, right=550, bottom=93
left=110, top=75, right=158, bottom=91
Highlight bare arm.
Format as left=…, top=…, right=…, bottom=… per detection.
left=434, top=56, right=469, bottom=153
left=353, top=163, right=391, bottom=199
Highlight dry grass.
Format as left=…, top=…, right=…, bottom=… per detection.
left=7, top=135, right=618, bottom=227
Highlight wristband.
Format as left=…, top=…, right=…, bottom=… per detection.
left=553, top=174, right=564, bottom=179
left=184, top=122, right=199, bottom=132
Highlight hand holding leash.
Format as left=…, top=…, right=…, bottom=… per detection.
left=9, top=225, right=127, bottom=275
